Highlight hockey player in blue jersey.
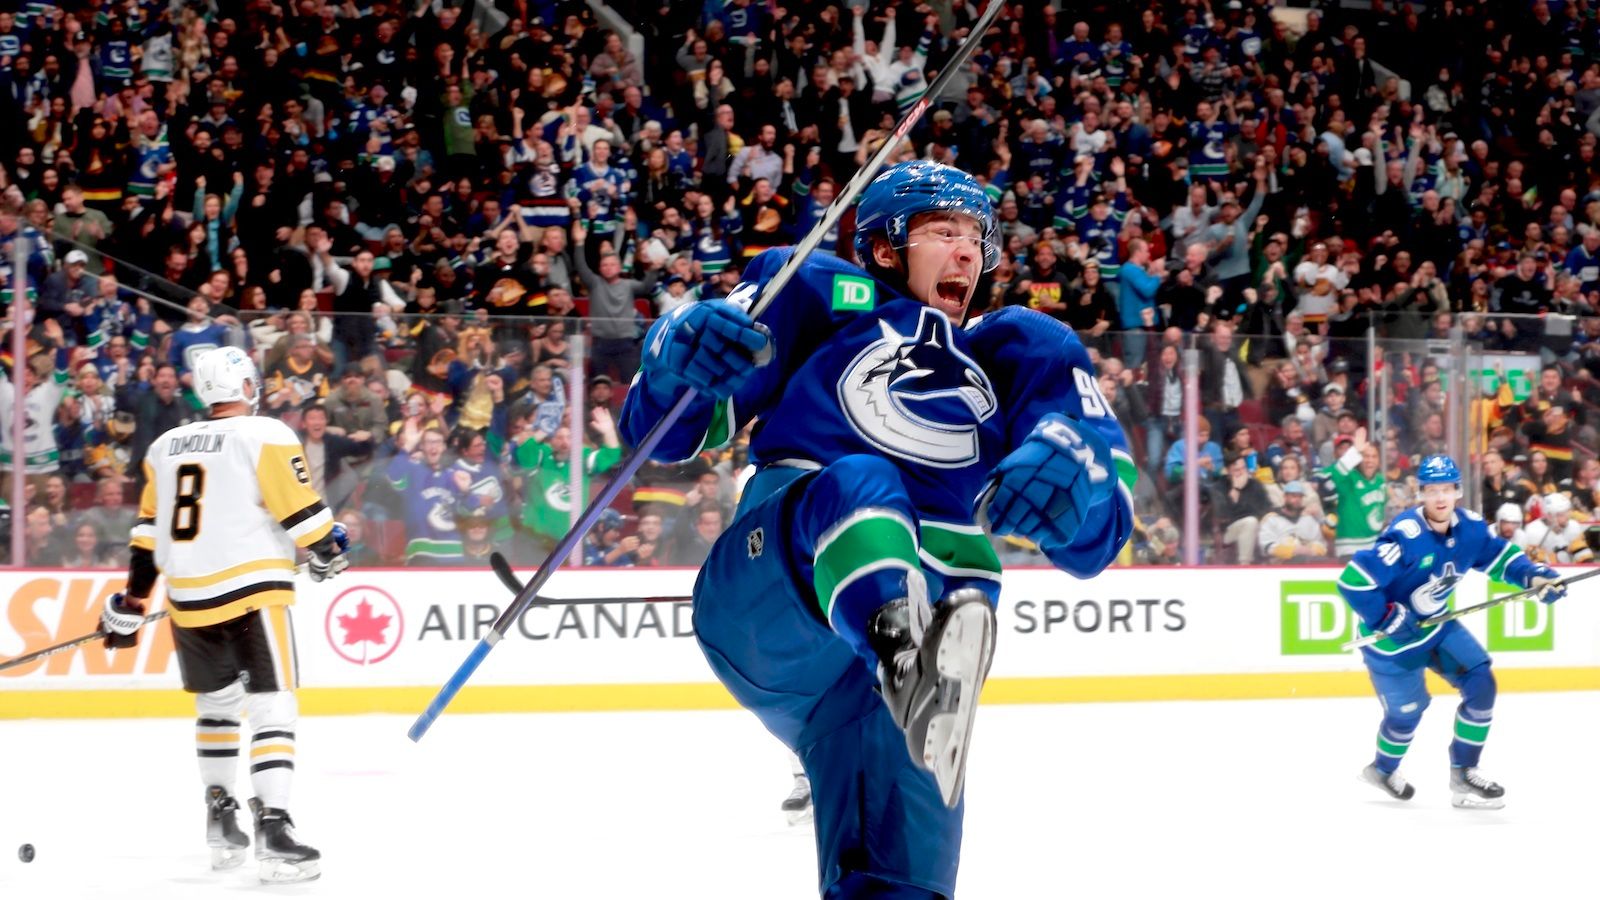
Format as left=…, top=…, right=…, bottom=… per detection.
left=1337, top=455, right=1565, bottom=809
left=620, top=161, right=1134, bottom=898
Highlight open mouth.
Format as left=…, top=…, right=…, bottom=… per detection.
left=934, top=276, right=971, bottom=307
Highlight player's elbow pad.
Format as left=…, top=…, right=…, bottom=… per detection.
left=128, top=546, right=159, bottom=599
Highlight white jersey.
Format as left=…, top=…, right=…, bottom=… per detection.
left=1522, top=517, right=1594, bottom=565
left=0, top=369, right=67, bottom=473
left=132, top=415, right=333, bottom=628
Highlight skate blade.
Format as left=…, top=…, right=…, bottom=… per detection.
left=258, top=858, right=321, bottom=883
left=210, top=847, right=248, bottom=870
left=1450, top=793, right=1505, bottom=810
left=1358, top=769, right=1415, bottom=801
left=923, top=602, right=995, bottom=809
left=785, top=806, right=813, bottom=826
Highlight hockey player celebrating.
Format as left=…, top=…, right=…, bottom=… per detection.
left=1337, top=454, right=1564, bottom=809
left=620, top=161, right=1134, bottom=897
left=99, top=346, right=349, bottom=883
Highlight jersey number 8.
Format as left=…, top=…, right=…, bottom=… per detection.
left=172, top=463, right=206, bottom=542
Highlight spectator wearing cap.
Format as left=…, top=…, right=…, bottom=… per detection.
left=326, top=365, right=390, bottom=440
left=1258, top=481, right=1329, bottom=562
left=1210, top=453, right=1270, bottom=564
left=39, top=248, right=97, bottom=325
left=52, top=186, right=112, bottom=272
left=1311, top=382, right=1351, bottom=455
left=584, top=508, right=643, bottom=567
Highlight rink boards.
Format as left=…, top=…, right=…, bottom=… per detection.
left=1, top=565, right=1596, bottom=718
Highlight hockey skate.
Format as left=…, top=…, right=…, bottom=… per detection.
left=205, top=786, right=250, bottom=869
left=248, top=797, right=321, bottom=883
left=1359, top=764, right=1415, bottom=801
left=1450, top=767, right=1506, bottom=809
left=781, top=773, right=813, bottom=826
left=869, top=587, right=996, bottom=809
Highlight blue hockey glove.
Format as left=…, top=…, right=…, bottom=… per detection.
left=979, top=413, right=1115, bottom=549
left=642, top=300, right=770, bottom=403
left=1374, top=602, right=1424, bottom=645
left=308, top=523, right=350, bottom=583
left=101, top=592, right=147, bottom=651
left=1527, top=564, right=1566, bottom=604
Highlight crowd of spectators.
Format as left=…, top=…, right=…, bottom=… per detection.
left=0, top=0, right=1598, bottom=568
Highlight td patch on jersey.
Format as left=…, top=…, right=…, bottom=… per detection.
left=831, top=274, right=876, bottom=311
left=836, top=306, right=997, bottom=468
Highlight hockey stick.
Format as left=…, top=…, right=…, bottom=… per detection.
left=1341, top=567, right=1600, bottom=651
left=0, top=561, right=329, bottom=672
left=407, top=1, right=1007, bottom=742
left=0, top=609, right=171, bottom=673
left=488, top=551, right=689, bottom=605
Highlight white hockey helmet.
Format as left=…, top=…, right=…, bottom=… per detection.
left=1542, top=492, right=1573, bottom=516
left=1495, top=503, right=1524, bottom=524
left=193, top=346, right=261, bottom=413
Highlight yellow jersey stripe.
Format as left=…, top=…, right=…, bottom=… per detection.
left=168, top=557, right=295, bottom=590
left=168, top=589, right=294, bottom=628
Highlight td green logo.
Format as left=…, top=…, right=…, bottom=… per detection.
left=1485, top=580, right=1554, bottom=651
left=1280, top=580, right=1353, bottom=654
left=831, top=275, right=876, bottom=312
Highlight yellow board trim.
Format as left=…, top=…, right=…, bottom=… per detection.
left=4, top=668, right=1600, bottom=719
left=168, top=557, right=295, bottom=590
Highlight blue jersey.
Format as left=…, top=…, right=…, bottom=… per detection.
left=1337, top=507, right=1538, bottom=658
left=621, top=248, right=1136, bottom=583
left=1187, top=119, right=1234, bottom=180
left=386, top=455, right=464, bottom=562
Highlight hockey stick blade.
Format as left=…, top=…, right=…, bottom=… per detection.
left=1341, top=567, right=1600, bottom=651
left=0, top=609, right=171, bottom=673
left=490, top=551, right=525, bottom=594
left=407, top=1, right=1006, bottom=743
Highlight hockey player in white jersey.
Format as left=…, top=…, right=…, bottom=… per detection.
left=100, top=346, right=349, bottom=883
left=1523, top=493, right=1594, bottom=564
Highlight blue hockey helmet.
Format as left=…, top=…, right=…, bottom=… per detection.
left=1417, top=454, right=1462, bottom=486
left=854, top=161, right=1000, bottom=273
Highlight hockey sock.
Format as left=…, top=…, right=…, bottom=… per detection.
left=247, top=690, right=299, bottom=809
left=1373, top=721, right=1415, bottom=775
left=1449, top=707, right=1492, bottom=768
left=195, top=682, right=246, bottom=789
left=811, top=508, right=927, bottom=665
left=196, top=717, right=241, bottom=789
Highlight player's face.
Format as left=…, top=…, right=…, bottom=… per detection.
left=1420, top=483, right=1458, bottom=524
left=900, top=212, right=984, bottom=320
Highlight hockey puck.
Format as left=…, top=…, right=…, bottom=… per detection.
left=18, top=843, right=34, bottom=863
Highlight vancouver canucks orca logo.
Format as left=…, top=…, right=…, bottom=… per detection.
left=1409, top=561, right=1462, bottom=617
left=837, top=306, right=996, bottom=468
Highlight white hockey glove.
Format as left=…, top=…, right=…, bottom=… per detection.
left=307, top=523, right=350, bottom=583
left=101, top=593, right=147, bottom=650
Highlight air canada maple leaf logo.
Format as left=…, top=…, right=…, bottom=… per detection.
left=324, top=586, right=404, bottom=665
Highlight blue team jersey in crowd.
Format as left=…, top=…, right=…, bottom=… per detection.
left=621, top=248, right=1137, bottom=585
left=1338, top=507, right=1536, bottom=657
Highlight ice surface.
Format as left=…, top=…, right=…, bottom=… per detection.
left=2, top=692, right=1596, bottom=898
